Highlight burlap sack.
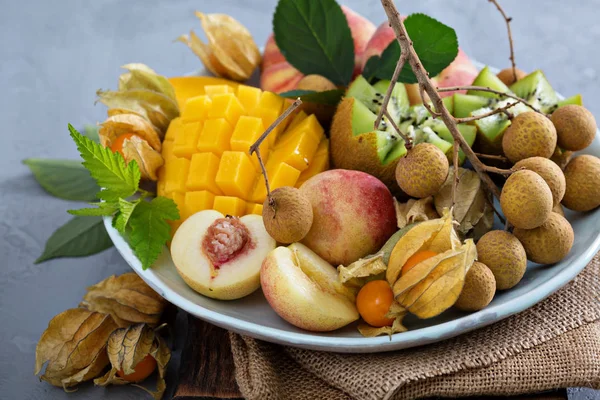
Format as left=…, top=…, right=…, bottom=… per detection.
left=231, top=256, right=600, bottom=400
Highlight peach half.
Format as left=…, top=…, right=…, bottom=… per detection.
left=171, top=210, right=276, bottom=300
left=261, top=243, right=359, bottom=332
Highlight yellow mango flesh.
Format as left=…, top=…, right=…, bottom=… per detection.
left=159, top=81, right=329, bottom=237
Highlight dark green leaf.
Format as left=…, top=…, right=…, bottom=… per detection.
left=83, top=125, right=100, bottom=142
left=68, top=124, right=140, bottom=201
left=373, top=14, right=458, bottom=84
left=23, top=158, right=100, bottom=202
left=113, top=199, right=140, bottom=234
left=273, top=0, right=355, bottom=85
left=279, top=89, right=344, bottom=106
left=127, top=197, right=179, bottom=270
left=68, top=202, right=119, bottom=216
left=35, top=216, right=113, bottom=263
left=361, top=56, right=381, bottom=82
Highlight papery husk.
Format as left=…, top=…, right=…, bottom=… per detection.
left=35, top=308, right=117, bottom=389
left=94, top=323, right=170, bottom=400
left=358, top=300, right=408, bottom=337
left=177, top=12, right=261, bottom=81
left=80, top=272, right=167, bottom=328
left=434, top=168, right=493, bottom=240
left=107, top=106, right=170, bottom=136
left=99, top=113, right=162, bottom=151
left=121, top=136, right=164, bottom=181
left=395, top=197, right=439, bottom=228
left=118, top=64, right=177, bottom=103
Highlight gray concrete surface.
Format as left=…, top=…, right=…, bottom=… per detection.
left=1, top=0, right=598, bottom=398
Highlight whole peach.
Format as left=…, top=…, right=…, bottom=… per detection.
left=299, top=169, right=397, bottom=266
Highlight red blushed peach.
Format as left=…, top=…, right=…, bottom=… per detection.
left=260, top=6, right=376, bottom=93
left=299, top=169, right=397, bottom=266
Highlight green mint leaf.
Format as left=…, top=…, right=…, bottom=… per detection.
left=127, top=197, right=179, bottom=270
left=35, top=216, right=113, bottom=263
left=23, top=158, right=100, bottom=202
left=374, top=14, right=458, bottom=84
left=68, top=202, right=119, bottom=216
left=83, top=124, right=100, bottom=142
left=68, top=124, right=140, bottom=201
left=279, top=89, right=344, bottom=106
left=273, top=0, right=355, bottom=86
left=113, top=198, right=140, bottom=234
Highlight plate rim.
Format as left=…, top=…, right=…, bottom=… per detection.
left=104, top=62, right=600, bottom=353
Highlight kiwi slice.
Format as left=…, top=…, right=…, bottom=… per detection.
left=467, top=66, right=511, bottom=98
left=557, top=94, right=583, bottom=108
left=422, top=119, right=477, bottom=163
left=373, top=79, right=410, bottom=116
left=509, top=70, right=559, bottom=113
left=453, top=94, right=495, bottom=118
left=347, top=75, right=406, bottom=128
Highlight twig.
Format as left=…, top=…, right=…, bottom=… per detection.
left=481, top=165, right=514, bottom=176
left=488, top=0, right=517, bottom=83
left=454, top=101, right=518, bottom=123
left=380, top=0, right=502, bottom=199
left=452, top=142, right=459, bottom=206
left=474, top=153, right=510, bottom=163
left=420, top=85, right=441, bottom=118
left=384, top=109, right=412, bottom=148
left=374, top=52, right=408, bottom=130
left=249, top=98, right=302, bottom=203
left=437, top=85, right=544, bottom=115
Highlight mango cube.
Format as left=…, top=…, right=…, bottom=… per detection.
left=173, top=122, right=202, bottom=159
left=183, top=191, right=215, bottom=219
left=252, top=161, right=300, bottom=203
left=246, top=203, right=263, bottom=215
left=237, top=85, right=262, bottom=112
left=161, top=140, right=176, bottom=161
left=186, top=152, right=222, bottom=194
left=204, top=85, right=234, bottom=98
left=230, top=116, right=269, bottom=170
left=208, top=93, right=244, bottom=126
left=164, top=157, right=190, bottom=194
left=197, top=118, right=233, bottom=156
left=213, top=196, right=246, bottom=217
left=215, top=151, right=257, bottom=200
left=164, top=117, right=182, bottom=142
left=182, top=96, right=212, bottom=123
left=297, top=139, right=330, bottom=186
left=271, top=129, right=320, bottom=171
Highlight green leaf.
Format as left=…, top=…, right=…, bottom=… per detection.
left=23, top=158, right=100, bottom=202
left=127, top=197, right=179, bottom=270
left=113, top=198, right=140, bottom=234
left=83, top=125, right=100, bottom=142
left=273, top=0, right=355, bottom=86
left=372, top=14, right=458, bottom=84
left=361, top=56, right=381, bottom=82
left=35, top=216, right=113, bottom=263
left=68, top=202, right=119, bottom=216
left=68, top=124, right=140, bottom=201
left=279, top=89, right=344, bottom=106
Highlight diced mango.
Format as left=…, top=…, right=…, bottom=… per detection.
left=168, top=76, right=238, bottom=108
left=208, top=93, right=244, bottom=126
left=230, top=116, right=269, bottom=170
left=186, top=152, right=222, bottom=194
left=164, top=117, right=183, bottom=142
left=164, top=157, right=190, bottom=194
left=286, top=110, right=308, bottom=132
left=197, top=118, right=233, bottom=156
left=157, top=170, right=166, bottom=197
left=258, top=91, right=285, bottom=114
left=182, top=95, right=212, bottom=123
left=284, top=114, right=324, bottom=144
left=251, top=107, right=281, bottom=147
left=173, top=122, right=202, bottom=159
left=183, top=191, right=215, bottom=219
left=215, top=151, right=257, bottom=200
left=246, top=203, right=263, bottom=215
left=213, top=196, right=246, bottom=217
left=270, top=129, right=320, bottom=171
left=170, top=192, right=186, bottom=216
left=297, top=139, right=330, bottom=186
left=204, top=85, right=235, bottom=98
left=251, top=161, right=300, bottom=203
left=237, top=85, right=262, bottom=112
left=161, top=140, right=176, bottom=161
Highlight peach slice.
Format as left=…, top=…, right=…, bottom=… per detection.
left=261, top=243, right=359, bottom=332
left=171, top=210, right=276, bottom=300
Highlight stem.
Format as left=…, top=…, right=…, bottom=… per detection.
left=380, top=0, right=502, bottom=199
left=138, top=188, right=155, bottom=199
left=437, top=85, right=544, bottom=115
left=474, top=153, right=510, bottom=163
left=249, top=98, right=302, bottom=203
left=452, top=143, right=459, bottom=206
left=488, top=0, right=517, bottom=82
left=454, top=101, right=518, bottom=123
left=374, top=53, right=407, bottom=129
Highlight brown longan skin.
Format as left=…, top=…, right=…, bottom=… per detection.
left=454, top=261, right=496, bottom=312
left=514, top=157, right=566, bottom=206
left=262, top=187, right=314, bottom=244
left=502, top=112, right=557, bottom=163
left=500, top=170, right=553, bottom=229
left=551, top=105, right=597, bottom=151
left=513, top=212, right=574, bottom=265
left=476, top=230, right=527, bottom=290
left=496, top=67, right=527, bottom=86
left=396, top=143, right=449, bottom=198
left=562, top=155, right=600, bottom=212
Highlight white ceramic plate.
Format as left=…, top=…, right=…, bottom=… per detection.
left=105, top=64, right=600, bottom=353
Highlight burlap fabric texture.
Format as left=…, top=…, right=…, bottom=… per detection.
left=230, top=255, right=600, bottom=400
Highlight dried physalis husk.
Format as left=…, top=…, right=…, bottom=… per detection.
left=434, top=168, right=493, bottom=240
left=358, top=301, right=408, bottom=338
left=177, top=12, right=261, bottom=81
left=80, top=272, right=168, bottom=328
left=99, top=113, right=162, bottom=151
left=94, top=324, right=171, bottom=400
left=118, top=64, right=177, bottom=103
left=121, top=136, right=164, bottom=180
left=395, top=197, right=439, bottom=229
left=35, top=308, right=117, bottom=389
left=386, top=209, right=477, bottom=319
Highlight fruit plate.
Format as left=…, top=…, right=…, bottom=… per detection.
left=104, top=64, right=600, bottom=353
